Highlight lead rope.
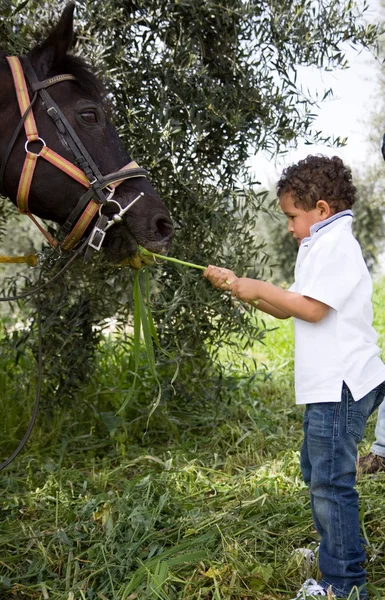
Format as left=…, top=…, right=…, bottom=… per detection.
left=0, top=266, right=43, bottom=471
left=0, top=254, right=38, bottom=266
left=0, top=239, right=88, bottom=303
left=0, top=238, right=89, bottom=470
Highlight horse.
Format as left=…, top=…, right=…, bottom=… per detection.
left=0, top=2, right=174, bottom=267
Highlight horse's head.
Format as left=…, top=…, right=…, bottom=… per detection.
left=0, top=2, right=174, bottom=267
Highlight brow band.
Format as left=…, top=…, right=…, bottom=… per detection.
left=32, top=74, right=77, bottom=91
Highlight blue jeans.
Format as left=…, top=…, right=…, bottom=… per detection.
left=301, top=382, right=385, bottom=599
left=371, top=396, right=385, bottom=458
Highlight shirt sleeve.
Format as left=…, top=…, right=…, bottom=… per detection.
left=299, top=238, right=362, bottom=311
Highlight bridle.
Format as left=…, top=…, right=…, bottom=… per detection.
left=0, top=55, right=148, bottom=259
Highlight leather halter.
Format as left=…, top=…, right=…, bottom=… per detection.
left=0, top=56, right=148, bottom=254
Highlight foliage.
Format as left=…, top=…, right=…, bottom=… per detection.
left=1, top=280, right=385, bottom=598
left=250, top=200, right=298, bottom=286
left=1, top=5, right=385, bottom=597
left=352, top=175, right=385, bottom=272
left=0, top=0, right=383, bottom=400
left=0, top=0, right=30, bottom=54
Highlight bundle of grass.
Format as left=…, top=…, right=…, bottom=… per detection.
left=123, top=248, right=207, bottom=420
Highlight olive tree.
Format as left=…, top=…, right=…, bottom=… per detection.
left=0, top=0, right=381, bottom=404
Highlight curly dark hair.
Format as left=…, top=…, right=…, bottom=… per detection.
left=276, top=155, right=357, bottom=213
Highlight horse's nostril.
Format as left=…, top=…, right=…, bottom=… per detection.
left=152, top=215, right=174, bottom=240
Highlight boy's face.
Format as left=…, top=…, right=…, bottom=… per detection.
left=279, top=192, right=330, bottom=245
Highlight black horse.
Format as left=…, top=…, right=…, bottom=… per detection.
left=0, top=2, right=174, bottom=267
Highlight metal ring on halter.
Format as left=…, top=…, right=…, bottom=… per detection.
left=24, top=137, right=46, bottom=155
left=98, top=198, right=121, bottom=218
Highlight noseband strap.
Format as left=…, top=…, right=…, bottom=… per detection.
left=1, top=55, right=148, bottom=253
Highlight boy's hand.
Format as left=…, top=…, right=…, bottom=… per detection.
left=204, top=267, right=260, bottom=304
left=229, top=278, right=261, bottom=303
left=203, top=265, right=238, bottom=290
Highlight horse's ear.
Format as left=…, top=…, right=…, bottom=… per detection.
left=30, top=2, right=75, bottom=75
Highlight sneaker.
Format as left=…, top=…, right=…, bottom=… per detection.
left=293, top=546, right=318, bottom=565
left=291, top=578, right=333, bottom=599
left=358, top=452, right=385, bottom=475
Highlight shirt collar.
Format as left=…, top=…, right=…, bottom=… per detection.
left=300, top=209, right=353, bottom=246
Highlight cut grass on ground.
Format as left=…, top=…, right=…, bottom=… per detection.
left=0, top=280, right=385, bottom=599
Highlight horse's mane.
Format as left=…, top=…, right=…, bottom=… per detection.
left=53, top=54, right=105, bottom=100
left=0, top=50, right=105, bottom=100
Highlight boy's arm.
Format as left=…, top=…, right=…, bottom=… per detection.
left=251, top=298, right=291, bottom=319
left=202, top=266, right=285, bottom=317
left=230, top=278, right=330, bottom=323
left=203, top=266, right=329, bottom=323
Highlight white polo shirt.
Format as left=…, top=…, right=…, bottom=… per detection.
left=290, top=210, right=385, bottom=405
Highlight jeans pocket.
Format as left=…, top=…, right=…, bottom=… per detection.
left=346, top=384, right=384, bottom=442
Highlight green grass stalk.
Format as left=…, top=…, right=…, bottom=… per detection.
left=139, top=246, right=206, bottom=271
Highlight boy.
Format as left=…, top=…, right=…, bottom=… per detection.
left=204, top=155, right=385, bottom=599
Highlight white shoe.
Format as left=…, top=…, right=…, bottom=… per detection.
left=293, top=547, right=316, bottom=564
left=291, top=578, right=330, bottom=599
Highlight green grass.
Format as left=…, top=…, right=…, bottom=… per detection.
left=1, top=280, right=385, bottom=599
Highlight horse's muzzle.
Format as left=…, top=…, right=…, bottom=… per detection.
left=148, top=214, right=174, bottom=251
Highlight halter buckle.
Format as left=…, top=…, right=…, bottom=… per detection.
left=106, top=185, right=115, bottom=200
left=87, top=225, right=106, bottom=251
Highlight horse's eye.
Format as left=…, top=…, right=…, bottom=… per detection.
left=80, top=111, right=98, bottom=124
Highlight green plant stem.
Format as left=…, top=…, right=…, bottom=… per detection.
left=139, top=246, right=206, bottom=271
